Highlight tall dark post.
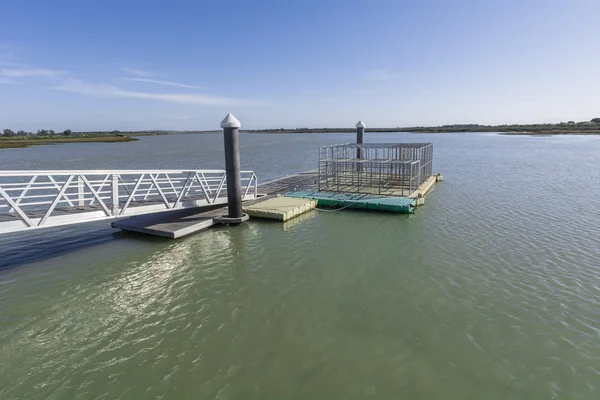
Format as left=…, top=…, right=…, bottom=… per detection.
left=221, top=113, right=243, bottom=219
left=356, top=120, right=366, bottom=159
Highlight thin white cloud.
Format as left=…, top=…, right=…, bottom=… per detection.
left=121, top=77, right=204, bottom=90
left=1, top=61, right=263, bottom=106
left=0, top=68, right=66, bottom=78
left=51, top=78, right=259, bottom=106
left=368, top=69, right=399, bottom=81
left=122, top=67, right=154, bottom=77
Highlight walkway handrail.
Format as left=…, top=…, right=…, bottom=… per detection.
left=0, top=169, right=258, bottom=234
left=0, top=169, right=257, bottom=176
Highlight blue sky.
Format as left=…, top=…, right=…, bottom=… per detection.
left=1, top=0, right=599, bottom=131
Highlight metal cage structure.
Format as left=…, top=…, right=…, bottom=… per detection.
left=318, top=143, right=433, bottom=196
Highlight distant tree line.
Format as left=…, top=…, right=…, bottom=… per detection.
left=1, top=129, right=74, bottom=137
left=398, top=118, right=600, bottom=133
left=3, top=118, right=600, bottom=137
left=1, top=129, right=213, bottom=138
left=244, top=118, right=600, bottom=134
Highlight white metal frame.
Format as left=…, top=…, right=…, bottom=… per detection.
left=0, top=170, right=258, bottom=234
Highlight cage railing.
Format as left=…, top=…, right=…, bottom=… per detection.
left=318, top=142, right=432, bottom=194
left=318, top=159, right=421, bottom=196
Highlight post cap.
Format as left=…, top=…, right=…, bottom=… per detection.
left=356, top=120, right=366, bottom=128
left=221, top=113, right=241, bottom=128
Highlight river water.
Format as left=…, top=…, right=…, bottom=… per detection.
left=1, top=132, right=600, bottom=399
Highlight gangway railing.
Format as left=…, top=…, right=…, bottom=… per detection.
left=0, top=169, right=258, bottom=234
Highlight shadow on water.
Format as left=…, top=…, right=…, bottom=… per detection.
left=0, top=204, right=231, bottom=271
left=0, top=227, right=171, bottom=271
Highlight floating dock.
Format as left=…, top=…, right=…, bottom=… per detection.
left=112, top=206, right=227, bottom=239
left=112, top=197, right=265, bottom=239
left=285, top=191, right=417, bottom=213
left=0, top=114, right=442, bottom=239
left=243, top=196, right=317, bottom=221
left=110, top=172, right=319, bottom=238
left=111, top=169, right=441, bottom=238
left=111, top=195, right=317, bottom=237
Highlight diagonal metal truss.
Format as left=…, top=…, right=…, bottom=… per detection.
left=0, top=169, right=258, bottom=234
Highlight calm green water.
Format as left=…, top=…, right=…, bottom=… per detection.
left=1, top=133, right=600, bottom=399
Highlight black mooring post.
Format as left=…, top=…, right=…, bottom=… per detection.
left=221, top=113, right=243, bottom=219
left=356, top=120, right=366, bottom=159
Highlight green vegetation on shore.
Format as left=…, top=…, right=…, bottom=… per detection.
left=2, top=118, right=600, bottom=149
left=0, top=131, right=137, bottom=149
left=0, top=128, right=217, bottom=149
left=1, top=129, right=214, bottom=138
left=244, top=118, right=600, bottom=135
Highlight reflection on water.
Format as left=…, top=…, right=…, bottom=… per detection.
left=1, top=133, right=600, bottom=399
left=282, top=209, right=319, bottom=231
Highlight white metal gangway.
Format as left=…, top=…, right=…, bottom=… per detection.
left=0, top=169, right=258, bottom=234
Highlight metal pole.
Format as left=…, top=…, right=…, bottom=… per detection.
left=78, top=176, right=85, bottom=206
left=356, top=120, right=366, bottom=159
left=221, top=113, right=243, bottom=219
left=112, top=174, right=120, bottom=216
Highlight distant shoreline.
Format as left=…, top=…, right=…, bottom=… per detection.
left=498, top=131, right=600, bottom=135
left=0, top=136, right=138, bottom=149
left=2, top=126, right=600, bottom=150
left=244, top=129, right=600, bottom=135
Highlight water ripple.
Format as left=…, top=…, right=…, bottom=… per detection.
left=2, top=134, right=600, bottom=398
